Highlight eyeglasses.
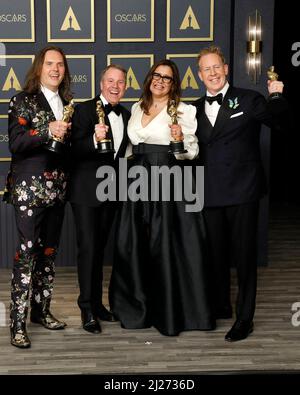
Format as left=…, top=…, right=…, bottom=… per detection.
left=152, top=72, right=173, bottom=84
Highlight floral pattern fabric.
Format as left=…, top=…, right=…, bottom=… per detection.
left=3, top=91, right=68, bottom=207
left=4, top=91, right=68, bottom=328
left=10, top=204, right=64, bottom=325
left=10, top=243, right=57, bottom=325
left=12, top=171, right=67, bottom=207
left=8, top=93, right=53, bottom=148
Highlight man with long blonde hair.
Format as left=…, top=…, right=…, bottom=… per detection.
left=4, top=46, right=72, bottom=348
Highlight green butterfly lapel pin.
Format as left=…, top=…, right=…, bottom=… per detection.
left=228, top=97, right=239, bottom=109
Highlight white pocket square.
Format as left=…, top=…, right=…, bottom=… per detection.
left=230, top=111, right=244, bottom=119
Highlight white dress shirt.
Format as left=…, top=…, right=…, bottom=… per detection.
left=205, top=82, right=229, bottom=126
left=40, top=85, right=63, bottom=121
left=93, top=94, right=124, bottom=158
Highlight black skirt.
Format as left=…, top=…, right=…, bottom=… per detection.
left=109, top=143, right=215, bottom=336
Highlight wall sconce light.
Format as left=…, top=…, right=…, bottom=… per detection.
left=247, top=10, right=262, bottom=84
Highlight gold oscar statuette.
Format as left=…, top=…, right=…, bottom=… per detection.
left=168, top=100, right=178, bottom=125
left=267, top=66, right=281, bottom=99
left=267, top=66, right=279, bottom=81
left=95, top=100, right=115, bottom=154
left=167, top=100, right=187, bottom=154
left=62, top=99, right=75, bottom=122
left=46, top=99, right=74, bottom=154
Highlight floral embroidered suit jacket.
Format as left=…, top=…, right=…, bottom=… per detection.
left=3, top=91, right=68, bottom=207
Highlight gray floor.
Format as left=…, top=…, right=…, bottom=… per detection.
left=0, top=205, right=299, bottom=375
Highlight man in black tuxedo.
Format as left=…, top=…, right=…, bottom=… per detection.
left=4, top=46, right=72, bottom=348
left=193, top=46, right=287, bottom=341
left=68, top=65, right=130, bottom=334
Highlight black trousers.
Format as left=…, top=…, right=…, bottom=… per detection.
left=11, top=204, right=65, bottom=325
left=71, top=202, right=115, bottom=313
left=203, top=201, right=259, bottom=322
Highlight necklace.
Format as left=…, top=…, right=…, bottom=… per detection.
left=153, top=101, right=167, bottom=109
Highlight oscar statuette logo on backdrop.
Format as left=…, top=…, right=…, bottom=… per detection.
left=47, top=0, right=94, bottom=42
left=0, top=56, right=34, bottom=103
left=167, top=0, right=214, bottom=41
left=166, top=54, right=204, bottom=100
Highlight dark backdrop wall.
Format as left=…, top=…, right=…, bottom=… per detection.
left=0, top=0, right=277, bottom=267
left=271, top=0, right=299, bottom=205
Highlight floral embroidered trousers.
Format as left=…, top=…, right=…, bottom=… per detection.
left=10, top=204, right=65, bottom=326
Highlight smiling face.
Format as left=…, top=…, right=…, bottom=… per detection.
left=198, top=53, right=228, bottom=95
left=100, top=67, right=126, bottom=105
left=150, top=65, right=173, bottom=99
left=40, top=50, right=65, bottom=92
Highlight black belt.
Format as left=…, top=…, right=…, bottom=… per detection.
left=132, top=143, right=170, bottom=154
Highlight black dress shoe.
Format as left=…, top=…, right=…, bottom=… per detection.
left=94, top=305, right=117, bottom=322
left=225, top=320, right=254, bottom=342
left=30, top=309, right=66, bottom=330
left=81, top=311, right=102, bottom=334
left=10, top=322, right=31, bottom=349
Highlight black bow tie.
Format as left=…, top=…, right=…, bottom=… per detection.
left=205, top=93, right=223, bottom=105
left=104, top=103, right=122, bottom=116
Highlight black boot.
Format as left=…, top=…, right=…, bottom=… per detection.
left=30, top=308, right=66, bottom=330
left=31, top=300, right=66, bottom=330
left=10, top=321, right=31, bottom=349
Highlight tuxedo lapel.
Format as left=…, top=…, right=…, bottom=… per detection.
left=36, top=92, right=56, bottom=121
left=115, top=107, right=129, bottom=160
left=92, top=96, right=100, bottom=125
left=195, top=98, right=213, bottom=143
left=105, top=116, right=114, bottom=143
left=210, top=87, right=236, bottom=140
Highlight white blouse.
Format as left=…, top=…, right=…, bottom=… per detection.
left=128, top=101, right=199, bottom=160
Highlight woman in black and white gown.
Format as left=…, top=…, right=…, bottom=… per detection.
left=110, top=60, right=215, bottom=336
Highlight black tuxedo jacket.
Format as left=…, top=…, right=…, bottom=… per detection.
left=68, top=95, right=130, bottom=207
left=3, top=91, right=68, bottom=207
left=193, top=86, right=288, bottom=207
